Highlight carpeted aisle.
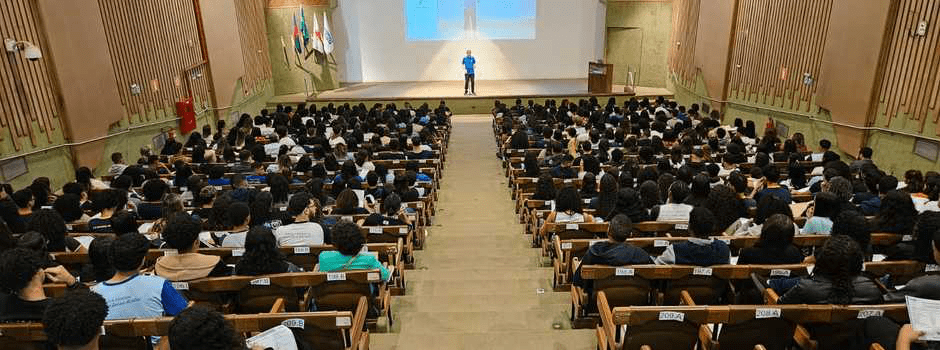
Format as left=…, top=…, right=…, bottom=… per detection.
left=369, top=115, right=595, bottom=349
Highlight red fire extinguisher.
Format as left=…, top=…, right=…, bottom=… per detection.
left=176, top=97, right=197, bottom=134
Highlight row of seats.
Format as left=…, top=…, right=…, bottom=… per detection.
left=491, top=109, right=922, bottom=350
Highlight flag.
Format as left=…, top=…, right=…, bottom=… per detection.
left=299, top=6, right=310, bottom=51
left=322, top=12, right=334, bottom=55
left=292, top=14, right=302, bottom=54
left=312, top=11, right=324, bottom=53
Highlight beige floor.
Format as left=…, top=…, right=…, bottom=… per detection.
left=369, top=116, right=595, bottom=349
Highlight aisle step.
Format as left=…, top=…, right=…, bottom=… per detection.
left=379, top=330, right=595, bottom=350
left=392, top=293, right=570, bottom=313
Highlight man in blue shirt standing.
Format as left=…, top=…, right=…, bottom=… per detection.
left=462, top=49, right=476, bottom=95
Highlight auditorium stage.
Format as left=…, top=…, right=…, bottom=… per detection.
left=268, top=78, right=673, bottom=114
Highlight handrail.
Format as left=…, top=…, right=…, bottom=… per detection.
left=670, top=74, right=940, bottom=143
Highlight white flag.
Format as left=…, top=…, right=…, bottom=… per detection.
left=323, top=12, right=334, bottom=55
left=311, top=11, right=324, bottom=53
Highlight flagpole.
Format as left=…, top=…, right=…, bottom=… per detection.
left=280, top=36, right=290, bottom=70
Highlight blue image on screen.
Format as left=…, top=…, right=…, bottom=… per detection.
left=406, top=0, right=536, bottom=41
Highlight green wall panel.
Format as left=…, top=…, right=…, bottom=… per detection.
left=606, top=2, right=672, bottom=88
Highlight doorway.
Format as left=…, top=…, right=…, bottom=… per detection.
left=605, top=27, right=643, bottom=88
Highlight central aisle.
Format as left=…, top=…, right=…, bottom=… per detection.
left=371, top=116, right=595, bottom=349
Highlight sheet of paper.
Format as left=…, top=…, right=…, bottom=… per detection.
left=137, top=222, right=154, bottom=234
left=74, top=236, right=94, bottom=250
left=789, top=202, right=811, bottom=218
left=246, top=325, right=298, bottom=350
left=907, top=295, right=940, bottom=341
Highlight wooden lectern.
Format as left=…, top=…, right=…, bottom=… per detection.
left=588, top=61, right=613, bottom=94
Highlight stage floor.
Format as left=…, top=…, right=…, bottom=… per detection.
left=269, top=78, right=673, bottom=104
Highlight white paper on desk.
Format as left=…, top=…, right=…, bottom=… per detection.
left=906, top=295, right=940, bottom=341
left=74, top=236, right=94, bottom=250
left=137, top=222, right=154, bottom=234
left=246, top=325, right=298, bottom=350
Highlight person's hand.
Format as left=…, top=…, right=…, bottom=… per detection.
left=897, top=324, right=925, bottom=350
left=44, top=266, right=76, bottom=285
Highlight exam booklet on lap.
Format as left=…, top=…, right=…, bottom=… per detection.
left=906, top=295, right=940, bottom=341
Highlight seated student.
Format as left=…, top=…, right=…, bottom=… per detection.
left=80, top=236, right=115, bottom=284
left=729, top=194, right=793, bottom=236
left=27, top=209, right=85, bottom=253
left=191, top=185, right=217, bottom=221
left=650, top=180, right=693, bottom=222
left=361, top=193, right=412, bottom=227
left=874, top=190, right=917, bottom=235
left=728, top=171, right=757, bottom=208
left=91, top=233, right=188, bottom=322
left=571, top=214, right=653, bottom=287
left=147, top=193, right=184, bottom=238
left=738, top=214, right=804, bottom=264
left=110, top=210, right=140, bottom=236
left=331, top=188, right=371, bottom=215
left=655, top=207, right=730, bottom=265
left=538, top=187, right=595, bottom=236
left=42, top=290, right=109, bottom=350
left=229, top=174, right=257, bottom=203
left=168, top=306, right=247, bottom=350
left=109, top=152, right=129, bottom=177
left=318, top=222, right=390, bottom=281
left=859, top=175, right=898, bottom=215
left=155, top=213, right=231, bottom=281
left=407, top=137, right=434, bottom=160
left=62, top=181, right=95, bottom=213
left=275, top=192, right=326, bottom=246
left=88, top=190, right=129, bottom=234
left=531, top=173, right=557, bottom=201
left=752, top=165, right=792, bottom=204
left=54, top=193, right=90, bottom=227
left=801, top=191, right=839, bottom=235
left=364, top=172, right=387, bottom=200
left=0, top=248, right=78, bottom=321
left=234, top=226, right=302, bottom=276
left=551, top=154, right=577, bottom=179
left=806, top=139, right=831, bottom=162
left=333, top=160, right=362, bottom=185
left=405, top=162, right=432, bottom=183
left=683, top=174, right=711, bottom=207
left=218, top=202, right=252, bottom=248
left=9, top=189, right=34, bottom=233
left=704, top=184, right=748, bottom=234
left=137, top=179, right=169, bottom=220
left=605, top=188, right=651, bottom=223
left=885, top=218, right=940, bottom=303
left=206, top=165, right=231, bottom=186
left=779, top=235, right=883, bottom=304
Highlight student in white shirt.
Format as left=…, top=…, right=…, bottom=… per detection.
left=651, top=180, right=693, bottom=222
left=275, top=126, right=296, bottom=147
left=275, top=192, right=325, bottom=246
left=219, top=202, right=251, bottom=247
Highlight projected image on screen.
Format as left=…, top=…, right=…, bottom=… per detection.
left=406, top=0, right=536, bottom=41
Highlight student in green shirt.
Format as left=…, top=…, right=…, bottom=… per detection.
left=317, top=221, right=390, bottom=281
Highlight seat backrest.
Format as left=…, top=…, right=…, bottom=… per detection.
left=238, top=285, right=301, bottom=313
left=604, top=301, right=718, bottom=350
left=551, top=222, right=609, bottom=240
left=716, top=305, right=825, bottom=350
left=807, top=304, right=909, bottom=350
left=659, top=265, right=737, bottom=305
left=359, top=226, right=409, bottom=244
left=0, top=323, right=46, bottom=350
left=262, top=299, right=367, bottom=350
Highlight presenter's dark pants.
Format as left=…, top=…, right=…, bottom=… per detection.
left=464, top=73, right=475, bottom=93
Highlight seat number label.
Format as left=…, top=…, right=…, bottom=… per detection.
left=659, top=311, right=684, bottom=321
